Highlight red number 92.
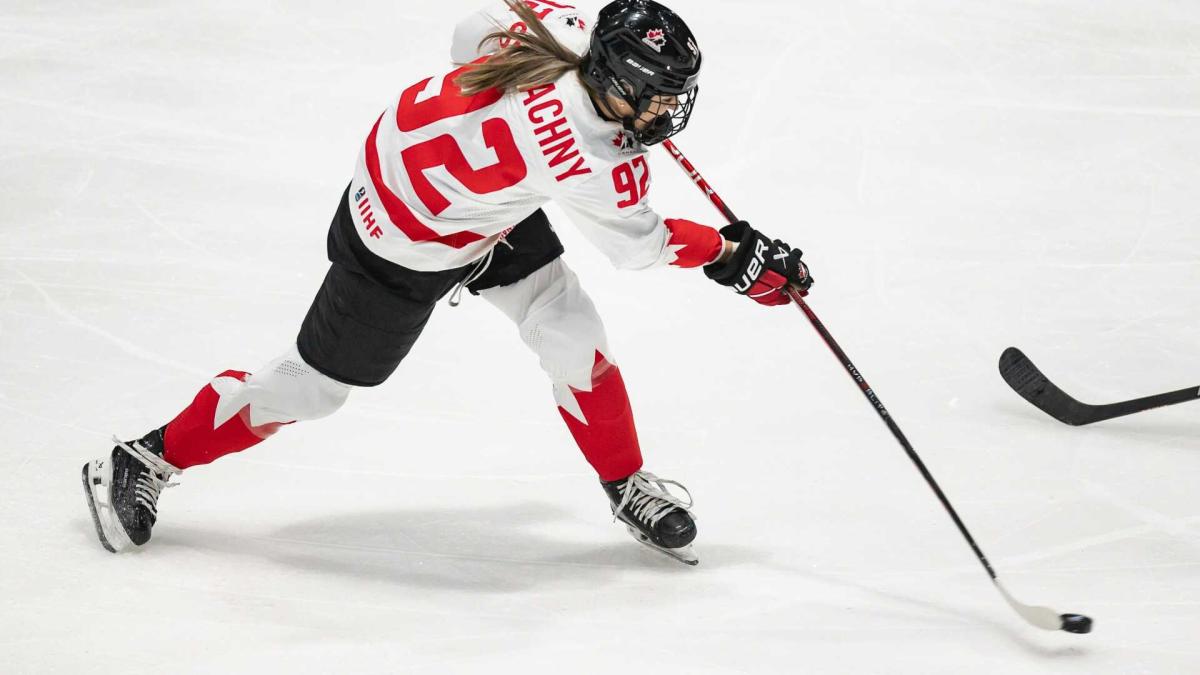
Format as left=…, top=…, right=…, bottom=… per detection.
left=612, top=156, right=650, bottom=208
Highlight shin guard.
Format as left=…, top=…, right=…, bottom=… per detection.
left=557, top=353, right=643, bottom=482
left=163, top=371, right=280, bottom=469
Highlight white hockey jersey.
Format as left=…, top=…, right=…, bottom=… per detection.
left=347, top=0, right=718, bottom=273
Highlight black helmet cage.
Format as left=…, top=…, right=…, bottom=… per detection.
left=582, top=1, right=702, bottom=146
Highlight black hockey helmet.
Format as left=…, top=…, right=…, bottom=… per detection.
left=581, top=0, right=702, bottom=146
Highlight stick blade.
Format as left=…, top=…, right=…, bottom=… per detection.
left=993, top=580, right=1093, bottom=633
left=998, top=347, right=1092, bottom=426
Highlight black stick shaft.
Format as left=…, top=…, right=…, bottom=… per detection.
left=786, top=286, right=998, bottom=580
left=1090, top=387, right=1200, bottom=421
left=663, top=139, right=999, bottom=581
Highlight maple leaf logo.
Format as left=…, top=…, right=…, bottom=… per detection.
left=611, top=132, right=637, bottom=152
left=642, top=28, right=667, bottom=52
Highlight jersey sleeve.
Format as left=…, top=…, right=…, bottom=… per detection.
left=451, top=4, right=501, bottom=64
left=451, top=1, right=592, bottom=64
left=554, top=167, right=723, bottom=271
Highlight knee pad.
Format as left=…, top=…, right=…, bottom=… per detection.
left=211, top=346, right=352, bottom=428
left=483, top=259, right=612, bottom=388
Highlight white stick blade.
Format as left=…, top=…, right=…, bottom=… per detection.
left=993, top=580, right=1062, bottom=630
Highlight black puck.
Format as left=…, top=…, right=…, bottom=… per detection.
left=1060, top=614, right=1093, bottom=634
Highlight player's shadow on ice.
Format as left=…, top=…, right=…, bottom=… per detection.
left=103, top=509, right=1091, bottom=656
left=157, top=501, right=766, bottom=593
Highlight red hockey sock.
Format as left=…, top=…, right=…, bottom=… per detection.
left=558, top=354, right=644, bottom=482
left=163, top=370, right=283, bottom=470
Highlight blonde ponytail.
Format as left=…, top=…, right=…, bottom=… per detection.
left=456, top=0, right=583, bottom=95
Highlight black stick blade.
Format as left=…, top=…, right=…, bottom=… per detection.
left=1060, top=614, right=1094, bottom=634
left=1000, top=347, right=1199, bottom=426
left=998, top=347, right=1093, bottom=426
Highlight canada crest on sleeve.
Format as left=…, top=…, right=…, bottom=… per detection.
left=642, top=28, right=667, bottom=52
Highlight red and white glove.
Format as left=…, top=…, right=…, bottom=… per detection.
left=702, top=222, right=813, bottom=306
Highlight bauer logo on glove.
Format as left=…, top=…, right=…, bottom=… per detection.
left=703, top=221, right=813, bottom=306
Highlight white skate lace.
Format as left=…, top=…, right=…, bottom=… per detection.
left=614, top=471, right=694, bottom=528
left=113, top=436, right=181, bottom=515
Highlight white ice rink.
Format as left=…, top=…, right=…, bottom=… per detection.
left=2, top=1, right=1199, bottom=672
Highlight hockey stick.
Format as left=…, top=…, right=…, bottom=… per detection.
left=662, top=139, right=1092, bottom=634
left=999, top=347, right=1199, bottom=426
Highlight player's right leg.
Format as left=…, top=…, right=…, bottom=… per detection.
left=472, top=215, right=697, bottom=564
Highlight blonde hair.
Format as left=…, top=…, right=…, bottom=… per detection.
left=455, top=0, right=583, bottom=96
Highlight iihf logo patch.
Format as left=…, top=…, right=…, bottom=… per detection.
left=642, top=28, right=667, bottom=52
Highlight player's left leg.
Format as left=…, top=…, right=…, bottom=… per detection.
left=82, top=185, right=468, bottom=553
left=82, top=345, right=354, bottom=553
left=470, top=212, right=697, bottom=564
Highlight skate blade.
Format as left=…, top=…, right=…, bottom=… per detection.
left=624, top=524, right=699, bottom=566
left=81, top=459, right=132, bottom=553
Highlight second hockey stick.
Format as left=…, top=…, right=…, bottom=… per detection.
left=662, top=139, right=1093, bottom=634
left=999, top=347, right=1199, bottom=426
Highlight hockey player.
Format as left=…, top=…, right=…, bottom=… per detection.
left=81, top=0, right=813, bottom=566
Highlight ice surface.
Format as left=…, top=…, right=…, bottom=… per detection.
left=1, top=1, right=1198, bottom=673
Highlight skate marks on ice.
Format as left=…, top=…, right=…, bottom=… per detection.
left=1079, top=476, right=1197, bottom=534
left=793, top=564, right=1092, bottom=660
left=8, top=267, right=206, bottom=377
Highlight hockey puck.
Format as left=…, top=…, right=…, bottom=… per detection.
left=1059, top=614, right=1093, bottom=634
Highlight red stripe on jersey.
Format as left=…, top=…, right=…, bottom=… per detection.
left=364, top=115, right=485, bottom=249
left=664, top=218, right=724, bottom=268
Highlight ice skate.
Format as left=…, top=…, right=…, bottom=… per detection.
left=81, top=427, right=179, bottom=553
left=603, top=470, right=698, bottom=566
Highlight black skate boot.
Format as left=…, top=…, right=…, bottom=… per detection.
left=602, top=470, right=698, bottom=566
left=81, top=427, right=180, bottom=553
